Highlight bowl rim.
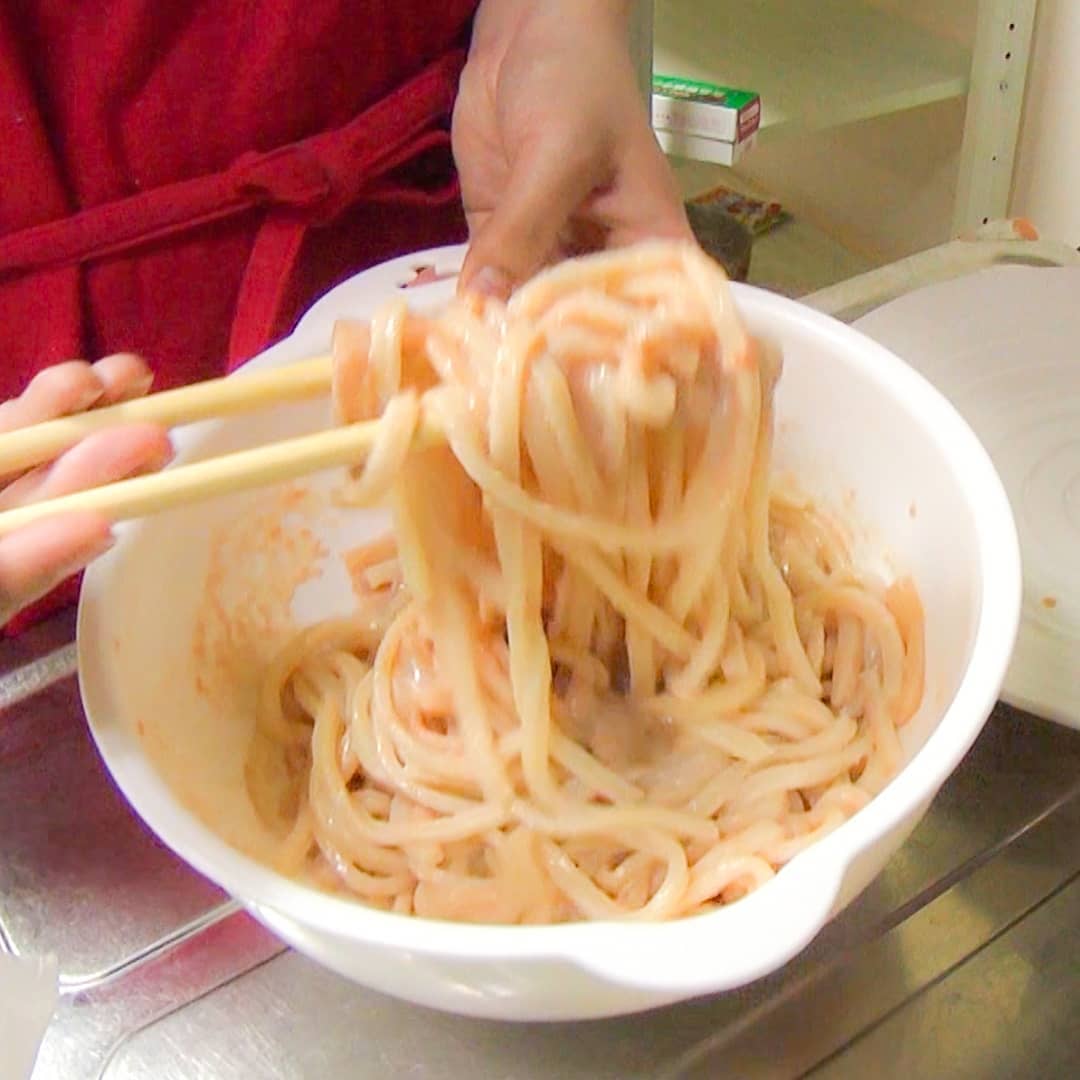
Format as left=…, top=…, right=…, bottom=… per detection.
left=77, top=259, right=1022, bottom=993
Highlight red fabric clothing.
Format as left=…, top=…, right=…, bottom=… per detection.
left=0, top=1, right=477, bottom=630
left=0, top=2, right=476, bottom=394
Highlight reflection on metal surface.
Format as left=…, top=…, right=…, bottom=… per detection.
left=811, top=877, right=1080, bottom=1079
left=0, top=676, right=225, bottom=980
left=36, top=911, right=283, bottom=1080
left=665, top=779, right=1080, bottom=1079
left=59, top=903, right=242, bottom=996
left=0, top=644, right=76, bottom=710
left=2, top=629, right=1079, bottom=1079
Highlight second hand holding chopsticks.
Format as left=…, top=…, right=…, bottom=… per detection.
left=0, top=357, right=443, bottom=538
left=0, top=355, right=334, bottom=476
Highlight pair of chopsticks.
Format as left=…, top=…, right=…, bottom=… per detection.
left=0, top=359, right=439, bottom=538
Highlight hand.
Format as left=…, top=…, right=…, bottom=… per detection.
left=453, top=0, right=691, bottom=297
left=0, top=355, right=172, bottom=626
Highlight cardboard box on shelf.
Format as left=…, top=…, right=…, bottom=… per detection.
left=655, top=129, right=756, bottom=167
left=651, top=75, right=761, bottom=143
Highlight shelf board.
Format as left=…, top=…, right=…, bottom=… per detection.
left=671, top=160, right=878, bottom=297
left=654, top=0, right=971, bottom=138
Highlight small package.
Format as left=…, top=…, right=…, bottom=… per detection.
left=655, top=129, right=755, bottom=167
left=651, top=75, right=761, bottom=143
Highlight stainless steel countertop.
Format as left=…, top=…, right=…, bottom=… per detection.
left=2, top=610, right=1078, bottom=1079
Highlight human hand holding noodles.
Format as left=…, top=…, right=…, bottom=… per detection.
left=0, top=356, right=171, bottom=626
left=454, top=0, right=691, bottom=297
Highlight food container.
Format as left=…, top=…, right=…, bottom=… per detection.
left=78, top=245, right=1021, bottom=1021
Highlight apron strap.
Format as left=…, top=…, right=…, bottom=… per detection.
left=0, top=48, right=464, bottom=281
left=228, top=125, right=458, bottom=365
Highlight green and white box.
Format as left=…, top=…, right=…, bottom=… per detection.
left=654, top=129, right=755, bottom=166
left=651, top=75, right=762, bottom=143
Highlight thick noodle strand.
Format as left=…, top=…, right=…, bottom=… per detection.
left=244, top=241, right=925, bottom=923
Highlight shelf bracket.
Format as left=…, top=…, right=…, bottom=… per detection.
left=953, top=0, right=1038, bottom=235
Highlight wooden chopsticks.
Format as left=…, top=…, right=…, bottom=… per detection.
left=0, top=359, right=441, bottom=538
left=0, top=356, right=333, bottom=476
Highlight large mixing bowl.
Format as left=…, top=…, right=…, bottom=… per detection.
left=78, top=246, right=1021, bottom=1021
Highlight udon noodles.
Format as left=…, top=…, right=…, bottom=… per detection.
left=245, top=241, right=925, bottom=923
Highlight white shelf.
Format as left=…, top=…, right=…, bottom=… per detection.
left=654, top=0, right=971, bottom=138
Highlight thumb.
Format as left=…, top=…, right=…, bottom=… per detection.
left=459, top=137, right=604, bottom=299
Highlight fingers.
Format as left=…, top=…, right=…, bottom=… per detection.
left=459, top=131, right=611, bottom=299
left=0, top=362, right=106, bottom=434
left=0, top=511, right=113, bottom=627
left=0, top=353, right=154, bottom=435
left=0, top=424, right=173, bottom=511
left=458, top=120, right=692, bottom=300
left=0, top=353, right=162, bottom=627
left=590, top=131, right=694, bottom=250
left=91, top=352, right=155, bottom=405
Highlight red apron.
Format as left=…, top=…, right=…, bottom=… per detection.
left=0, top=1, right=476, bottom=629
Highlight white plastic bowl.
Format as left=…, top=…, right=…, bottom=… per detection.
left=78, top=246, right=1021, bottom=1021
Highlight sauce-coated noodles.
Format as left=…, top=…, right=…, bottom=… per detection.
left=245, top=242, right=924, bottom=923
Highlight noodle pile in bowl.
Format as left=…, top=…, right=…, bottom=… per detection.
left=246, top=241, right=924, bottom=924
